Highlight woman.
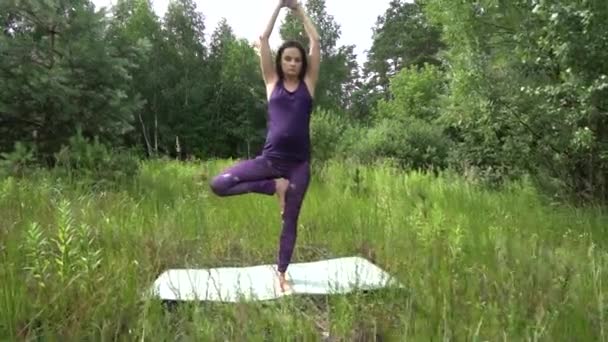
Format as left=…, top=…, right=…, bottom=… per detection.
left=209, top=0, right=320, bottom=292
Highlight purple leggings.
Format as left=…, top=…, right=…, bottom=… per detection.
left=209, top=155, right=310, bottom=273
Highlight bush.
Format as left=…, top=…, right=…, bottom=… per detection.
left=337, top=63, right=450, bottom=171
left=352, top=117, right=449, bottom=171
left=373, top=63, right=446, bottom=123
left=335, top=123, right=366, bottom=161
left=53, top=130, right=141, bottom=188
left=310, top=108, right=346, bottom=162
left=0, top=142, right=37, bottom=178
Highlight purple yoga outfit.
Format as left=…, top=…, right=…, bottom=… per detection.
left=210, top=78, right=313, bottom=273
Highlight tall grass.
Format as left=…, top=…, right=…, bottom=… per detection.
left=0, top=158, right=607, bottom=340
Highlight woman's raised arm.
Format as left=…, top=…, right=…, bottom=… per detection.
left=258, top=1, right=286, bottom=86
left=292, top=2, right=320, bottom=93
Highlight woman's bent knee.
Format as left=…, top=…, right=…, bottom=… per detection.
left=209, top=175, right=228, bottom=196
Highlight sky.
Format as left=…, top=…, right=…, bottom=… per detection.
left=90, top=0, right=395, bottom=66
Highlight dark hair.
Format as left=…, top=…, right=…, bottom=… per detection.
left=275, top=40, right=308, bottom=80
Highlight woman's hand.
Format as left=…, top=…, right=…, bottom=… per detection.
left=288, top=0, right=300, bottom=9
left=279, top=0, right=298, bottom=9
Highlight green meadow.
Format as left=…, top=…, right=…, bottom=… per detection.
left=1, top=158, right=607, bottom=340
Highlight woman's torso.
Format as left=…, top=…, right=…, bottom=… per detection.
left=262, top=79, right=313, bottom=162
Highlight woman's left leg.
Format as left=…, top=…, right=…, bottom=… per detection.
left=209, top=156, right=281, bottom=197
left=276, top=160, right=311, bottom=274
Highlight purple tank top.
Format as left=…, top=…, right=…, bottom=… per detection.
left=262, top=79, right=313, bottom=161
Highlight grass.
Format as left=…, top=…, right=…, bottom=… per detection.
left=0, top=157, right=607, bottom=340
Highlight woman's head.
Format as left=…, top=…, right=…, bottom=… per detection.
left=275, top=40, right=307, bottom=80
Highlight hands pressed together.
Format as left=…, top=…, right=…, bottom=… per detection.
left=279, top=0, right=300, bottom=10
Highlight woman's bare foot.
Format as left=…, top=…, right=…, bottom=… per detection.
left=275, top=178, right=289, bottom=215
left=278, top=272, right=292, bottom=292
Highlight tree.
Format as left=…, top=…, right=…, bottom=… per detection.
left=0, top=0, right=145, bottom=161
left=106, top=0, right=165, bottom=156
left=159, top=0, right=210, bottom=157
left=362, top=0, right=444, bottom=105
left=206, top=19, right=267, bottom=158
left=424, top=0, right=608, bottom=201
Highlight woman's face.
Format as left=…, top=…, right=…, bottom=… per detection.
left=281, top=47, right=303, bottom=78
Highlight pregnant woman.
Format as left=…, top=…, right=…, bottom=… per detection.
left=209, top=0, right=320, bottom=292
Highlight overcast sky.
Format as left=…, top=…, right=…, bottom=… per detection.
left=91, top=0, right=396, bottom=66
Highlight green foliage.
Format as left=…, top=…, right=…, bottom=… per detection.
left=335, top=123, right=366, bottom=159
left=205, top=22, right=267, bottom=158
left=2, top=0, right=608, bottom=204
left=53, top=130, right=141, bottom=188
left=352, top=117, right=448, bottom=170
left=364, top=0, right=445, bottom=96
left=423, top=0, right=608, bottom=202
left=374, top=63, right=446, bottom=122
left=105, top=0, right=166, bottom=156
left=18, top=199, right=104, bottom=333
left=0, top=142, right=37, bottom=178
left=1, top=160, right=607, bottom=339
left=347, top=63, right=449, bottom=170
left=163, top=0, right=206, bottom=57
left=310, top=108, right=346, bottom=162
left=0, top=0, right=145, bottom=159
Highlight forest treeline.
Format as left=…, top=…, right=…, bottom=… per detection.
left=1, top=0, right=607, bottom=203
